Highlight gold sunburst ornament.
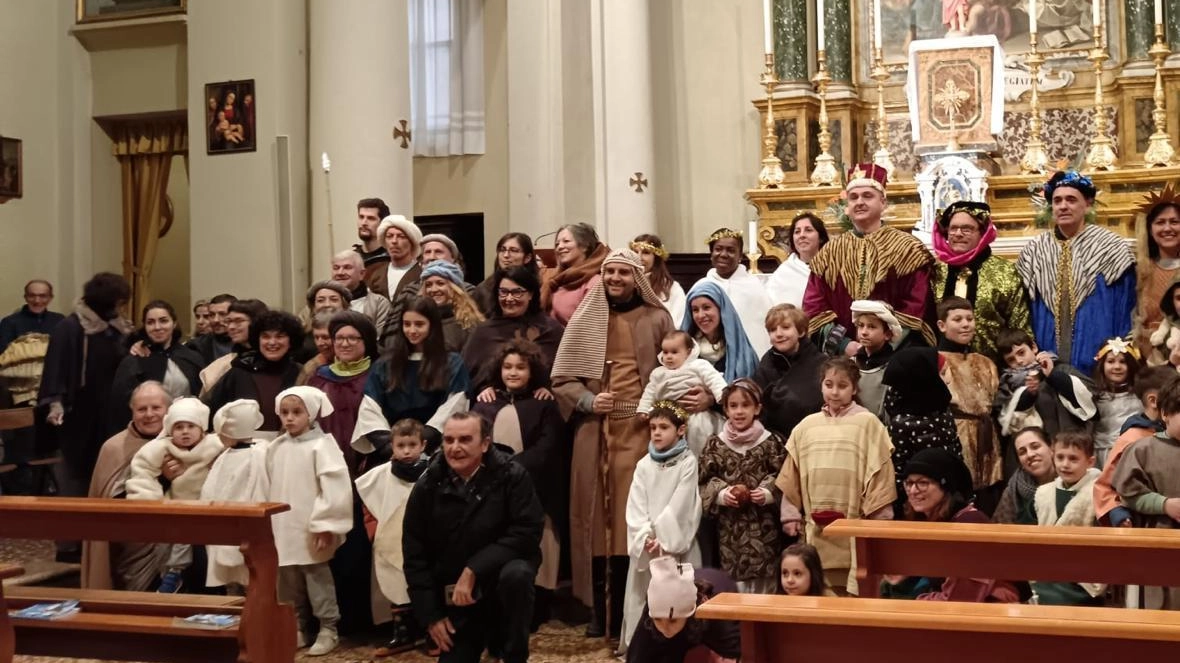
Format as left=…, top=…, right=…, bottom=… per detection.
left=1136, top=182, right=1180, bottom=217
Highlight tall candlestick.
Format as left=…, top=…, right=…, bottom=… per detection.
left=1092, top=0, right=1101, bottom=27
left=764, top=0, right=774, bottom=53
left=874, top=0, right=882, bottom=49
left=1155, top=0, right=1163, bottom=26
left=1029, top=0, right=1037, bottom=34
left=817, top=0, right=825, bottom=51
left=748, top=221, right=759, bottom=246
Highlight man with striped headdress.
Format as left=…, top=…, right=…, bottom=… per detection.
left=552, top=248, right=674, bottom=640
left=803, top=164, right=936, bottom=355
left=1016, top=170, right=1136, bottom=376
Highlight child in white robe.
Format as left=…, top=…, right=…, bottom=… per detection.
left=200, top=399, right=270, bottom=592
left=126, top=397, right=226, bottom=593
left=621, top=401, right=702, bottom=651
left=267, top=386, right=353, bottom=656
left=356, top=418, right=431, bottom=657
left=637, top=331, right=727, bottom=455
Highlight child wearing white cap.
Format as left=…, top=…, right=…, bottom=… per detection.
left=200, top=399, right=271, bottom=592
left=125, top=397, right=226, bottom=593
left=849, top=300, right=902, bottom=421
left=266, top=385, right=353, bottom=656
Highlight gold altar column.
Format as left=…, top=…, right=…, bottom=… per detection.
left=309, top=0, right=413, bottom=276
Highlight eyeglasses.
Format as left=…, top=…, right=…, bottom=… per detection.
left=334, top=335, right=363, bottom=345
left=903, top=478, right=936, bottom=493
left=498, top=288, right=529, bottom=300
left=224, top=316, right=250, bottom=325
left=946, top=226, right=979, bottom=236
left=498, top=246, right=524, bottom=255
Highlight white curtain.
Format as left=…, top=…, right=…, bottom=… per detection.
left=409, top=0, right=486, bottom=156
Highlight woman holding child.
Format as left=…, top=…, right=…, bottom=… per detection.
left=931, top=201, right=1031, bottom=363
left=681, top=282, right=759, bottom=385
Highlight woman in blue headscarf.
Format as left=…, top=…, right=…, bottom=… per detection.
left=681, top=281, right=760, bottom=387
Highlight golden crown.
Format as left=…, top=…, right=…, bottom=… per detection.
left=705, top=228, right=743, bottom=246
left=630, top=241, right=670, bottom=260
left=1137, top=182, right=1180, bottom=217
left=650, top=400, right=690, bottom=422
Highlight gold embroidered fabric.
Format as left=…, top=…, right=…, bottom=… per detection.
left=809, top=227, right=934, bottom=300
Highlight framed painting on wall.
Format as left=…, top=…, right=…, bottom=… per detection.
left=0, top=137, right=21, bottom=200
left=204, top=79, right=257, bottom=155
left=77, top=0, right=186, bottom=24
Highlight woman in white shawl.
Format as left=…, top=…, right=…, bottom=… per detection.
left=766, top=212, right=829, bottom=308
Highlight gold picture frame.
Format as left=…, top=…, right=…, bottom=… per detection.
left=0, top=137, right=22, bottom=200
left=76, top=0, right=186, bottom=24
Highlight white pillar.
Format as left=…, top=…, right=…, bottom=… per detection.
left=309, top=0, right=413, bottom=278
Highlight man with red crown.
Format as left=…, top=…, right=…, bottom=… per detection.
left=803, top=164, right=935, bottom=354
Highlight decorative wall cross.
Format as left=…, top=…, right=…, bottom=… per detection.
left=630, top=172, right=648, bottom=192
left=393, top=120, right=412, bottom=149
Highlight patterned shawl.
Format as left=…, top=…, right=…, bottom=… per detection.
left=551, top=249, right=664, bottom=381
left=1016, top=225, right=1135, bottom=307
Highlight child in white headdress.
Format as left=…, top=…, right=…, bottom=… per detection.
left=266, top=385, right=353, bottom=656
left=125, top=397, right=226, bottom=593
left=200, top=399, right=271, bottom=592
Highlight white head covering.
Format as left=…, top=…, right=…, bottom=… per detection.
left=850, top=300, right=904, bottom=340
left=275, top=385, right=335, bottom=421
left=163, top=397, right=210, bottom=433
left=375, top=215, right=422, bottom=256
left=646, top=556, right=697, bottom=620
left=213, top=399, right=264, bottom=440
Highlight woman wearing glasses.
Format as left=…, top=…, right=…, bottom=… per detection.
left=472, top=233, right=540, bottom=317
left=461, top=265, right=564, bottom=394
left=882, top=448, right=1019, bottom=603
left=930, top=201, right=1031, bottom=364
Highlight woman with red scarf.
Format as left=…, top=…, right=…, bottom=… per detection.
left=931, top=201, right=1032, bottom=364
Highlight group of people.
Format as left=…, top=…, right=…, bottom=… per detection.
left=2, top=163, right=1180, bottom=663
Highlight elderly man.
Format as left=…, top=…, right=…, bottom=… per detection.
left=331, top=250, right=393, bottom=345
left=403, top=412, right=543, bottom=663
left=353, top=197, right=392, bottom=292
left=187, top=293, right=237, bottom=365
left=804, top=163, right=936, bottom=353
left=0, top=279, right=64, bottom=354
left=82, top=381, right=173, bottom=590
left=552, top=249, right=674, bottom=638
left=1016, top=170, right=1136, bottom=375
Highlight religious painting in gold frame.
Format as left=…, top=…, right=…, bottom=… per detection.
left=0, top=137, right=21, bottom=200
left=76, top=0, right=186, bottom=24
left=876, top=0, right=1105, bottom=65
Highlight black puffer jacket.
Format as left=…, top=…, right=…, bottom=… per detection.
left=752, top=338, right=826, bottom=438
left=403, top=446, right=543, bottom=627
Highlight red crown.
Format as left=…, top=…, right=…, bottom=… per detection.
left=846, top=163, right=889, bottom=192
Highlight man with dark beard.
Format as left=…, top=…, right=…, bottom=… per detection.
left=186, top=293, right=237, bottom=365
left=353, top=197, right=392, bottom=295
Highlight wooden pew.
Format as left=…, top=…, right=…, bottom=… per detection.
left=0, top=563, right=24, bottom=663
left=696, top=593, right=1180, bottom=663
left=0, top=496, right=294, bottom=663
left=823, top=519, right=1180, bottom=598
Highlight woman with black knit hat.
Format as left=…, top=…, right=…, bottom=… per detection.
left=882, top=447, right=1019, bottom=603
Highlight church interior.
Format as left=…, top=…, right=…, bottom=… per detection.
left=4, top=0, right=1180, bottom=661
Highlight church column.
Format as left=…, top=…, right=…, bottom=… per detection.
left=1168, top=0, right=1180, bottom=49
left=309, top=0, right=413, bottom=278
left=1126, top=0, right=1154, bottom=61
left=774, top=0, right=809, bottom=83
left=562, top=0, right=657, bottom=248
left=822, top=0, right=852, bottom=84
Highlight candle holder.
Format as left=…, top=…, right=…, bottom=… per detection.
left=809, top=51, right=839, bottom=187
left=1145, top=23, right=1176, bottom=168
left=1084, top=23, right=1117, bottom=171
left=747, top=247, right=763, bottom=274
left=758, top=52, right=786, bottom=189
left=1019, top=32, right=1051, bottom=174
left=871, top=48, right=894, bottom=175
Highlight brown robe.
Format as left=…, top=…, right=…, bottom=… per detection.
left=81, top=425, right=169, bottom=590
left=941, top=350, right=1003, bottom=489
left=553, top=304, right=672, bottom=605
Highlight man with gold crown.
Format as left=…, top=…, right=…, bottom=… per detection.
left=1016, top=170, right=1136, bottom=376
left=803, top=163, right=936, bottom=354
left=551, top=248, right=674, bottom=642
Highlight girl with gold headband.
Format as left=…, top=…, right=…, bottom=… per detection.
left=1090, top=337, right=1142, bottom=468
left=631, top=234, right=686, bottom=324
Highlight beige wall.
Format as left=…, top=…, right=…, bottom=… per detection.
left=412, top=0, right=509, bottom=274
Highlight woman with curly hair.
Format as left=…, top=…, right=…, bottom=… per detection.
left=631, top=234, right=686, bottom=325
left=419, top=261, right=484, bottom=352
left=203, top=309, right=304, bottom=436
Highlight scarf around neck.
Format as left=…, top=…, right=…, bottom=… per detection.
left=541, top=242, right=610, bottom=309
left=392, top=456, right=429, bottom=483
left=75, top=301, right=133, bottom=336
left=331, top=356, right=372, bottom=377
left=934, top=222, right=997, bottom=267
left=720, top=419, right=768, bottom=452
left=649, top=438, right=689, bottom=462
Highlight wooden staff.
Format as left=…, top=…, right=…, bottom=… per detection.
left=599, top=360, right=614, bottom=641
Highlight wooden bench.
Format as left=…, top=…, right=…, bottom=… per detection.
left=0, top=496, right=294, bottom=663
left=696, top=593, right=1180, bottom=663
left=0, top=563, right=24, bottom=663
left=823, top=519, right=1180, bottom=597
left=0, top=407, right=57, bottom=494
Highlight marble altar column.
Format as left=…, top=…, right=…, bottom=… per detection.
left=1169, top=0, right=1180, bottom=48
left=1126, top=0, right=1154, bottom=61
left=308, top=0, right=413, bottom=277
left=774, top=0, right=809, bottom=82
left=824, top=0, right=852, bottom=84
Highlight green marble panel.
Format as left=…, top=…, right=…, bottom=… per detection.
left=775, top=0, right=809, bottom=81
left=825, top=0, right=851, bottom=83
left=1169, top=0, right=1180, bottom=46
left=1126, top=0, right=1153, bottom=60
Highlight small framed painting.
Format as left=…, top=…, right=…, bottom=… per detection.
left=77, top=0, right=186, bottom=24
left=0, top=137, right=22, bottom=200
left=204, top=79, right=257, bottom=155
